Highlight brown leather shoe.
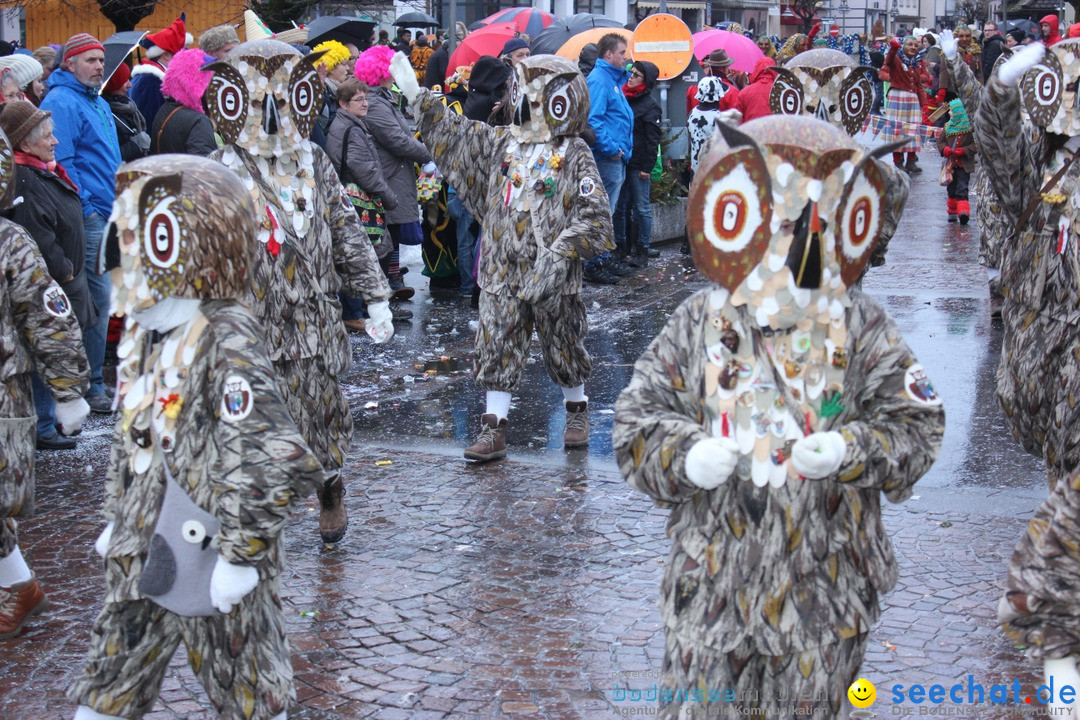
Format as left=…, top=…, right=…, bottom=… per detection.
left=463, top=414, right=507, bottom=462
left=0, top=578, right=48, bottom=638
left=343, top=318, right=366, bottom=333
left=316, top=475, right=348, bottom=544
left=563, top=401, right=590, bottom=448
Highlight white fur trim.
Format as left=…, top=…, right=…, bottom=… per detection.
left=131, top=62, right=165, bottom=81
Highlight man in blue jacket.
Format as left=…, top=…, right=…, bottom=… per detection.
left=41, top=34, right=122, bottom=415
left=584, top=32, right=634, bottom=285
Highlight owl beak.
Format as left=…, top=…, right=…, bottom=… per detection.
left=787, top=201, right=824, bottom=289
left=262, top=93, right=279, bottom=135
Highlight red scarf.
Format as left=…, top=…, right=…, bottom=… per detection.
left=622, top=82, right=648, bottom=99
left=15, top=151, right=78, bottom=193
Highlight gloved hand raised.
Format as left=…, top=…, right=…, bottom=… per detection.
left=209, top=556, right=259, bottom=614
left=56, top=397, right=91, bottom=436
left=998, top=41, right=1046, bottom=86
left=389, top=52, right=421, bottom=102
left=790, top=431, right=847, bottom=479
left=94, top=521, right=114, bottom=558
left=366, top=300, right=394, bottom=344
left=684, top=437, right=739, bottom=490
left=939, top=29, right=958, bottom=61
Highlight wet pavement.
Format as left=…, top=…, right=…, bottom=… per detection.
left=0, top=153, right=1058, bottom=719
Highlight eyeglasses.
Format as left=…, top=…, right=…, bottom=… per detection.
left=349, top=96, right=368, bottom=104
left=630, top=71, right=645, bottom=78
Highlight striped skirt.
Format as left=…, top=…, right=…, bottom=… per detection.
left=882, top=89, right=923, bottom=153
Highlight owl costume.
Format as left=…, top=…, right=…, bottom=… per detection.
left=389, top=53, right=614, bottom=461
left=67, top=156, right=324, bottom=720
left=768, top=48, right=909, bottom=275
left=614, top=116, right=945, bottom=719
left=0, top=125, right=88, bottom=637
left=967, top=39, right=1080, bottom=710
left=203, top=40, right=393, bottom=542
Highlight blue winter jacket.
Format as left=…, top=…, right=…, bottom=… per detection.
left=587, top=58, right=633, bottom=163
left=41, top=68, right=122, bottom=220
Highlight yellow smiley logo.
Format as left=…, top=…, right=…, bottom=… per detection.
left=848, top=678, right=877, bottom=708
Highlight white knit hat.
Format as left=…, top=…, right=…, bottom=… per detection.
left=0, top=55, right=43, bottom=90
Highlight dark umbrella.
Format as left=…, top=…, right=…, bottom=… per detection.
left=306, top=16, right=377, bottom=49
left=101, top=30, right=147, bottom=91
left=530, top=13, right=622, bottom=55
left=393, top=11, right=440, bottom=28
left=1003, top=19, right=1038, bottom=35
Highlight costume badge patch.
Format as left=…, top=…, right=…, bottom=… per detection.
left=579, top=176, right=597, bottom=197
left=904, top=364, right=941, bottom=406
left=43, top=285, right=71, bottom=318
left=221, top=375, right=254, bottom=422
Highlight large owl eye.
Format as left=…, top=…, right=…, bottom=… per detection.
left=835, top=165, right=883, bottom=286
left=770, top=72, right=804, bottom=116
left=1021, top=50, right=1064, bottom=127
left=181, top=520, right=207, bottom=544
left=204, top=64, right=249, bottom=145
left=547, top=85, right=571, bottom=122
left=509, top=72, right=522, bottom=111
left=839, top=73, right=873, bottom=134
left=289, top=58, right=325, bottom=138
left=687, top=146, right=773, bottom=292
left=143, top=197, right=181, bottom=269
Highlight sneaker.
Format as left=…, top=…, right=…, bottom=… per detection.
left=388, top=274, right=415, bottom=302
left=316, top=475, right=348, bottom=544
left=343, top=318, right=367, bottom=333
left=605, top=259, right=634, bottom=277
left=0, top=578, right=48, bottom=639
left=645, top=247, right=660, bottom=259
left=625, top=253, right=647, bottom=269
left=583, top=265, right=619, bottom=285
left=86, top=394, right=113, bottom=415
left=563, top=401, right=590, bottom=448
left=36, top=434, right=76, bottom=451
left=464, top=414, right=507, bottom=462
left=390, top=304, right=413, bottom=321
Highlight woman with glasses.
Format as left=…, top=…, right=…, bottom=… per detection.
left=326, top=78, right=401, bottom=333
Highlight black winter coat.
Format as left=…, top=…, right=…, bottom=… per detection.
left=150, top=99, right=217, bottom=156
left=982, top=35, right=1005, bottom=83
left=105, top=93, right=150, bottom=162
left=627, top=61, right=662, bottom=174
left=424, top=46, right=449, bottom=89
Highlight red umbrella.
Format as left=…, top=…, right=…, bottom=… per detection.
left=692, top=29, right=765, bottom=73
left=471, top=8, right=557, bottom=37
left=447, top=25, right=518, bottom=77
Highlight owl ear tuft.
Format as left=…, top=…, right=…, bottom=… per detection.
left=137, top=174, right=183, bottom=219
left=302, top=49, right=329, bottom=68
left=713, top=118, right=762, bottom=155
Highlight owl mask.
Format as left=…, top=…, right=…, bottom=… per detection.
left=769, top=49, right=875, bottom=136
left=108, top=155, right=257, bottom=317
left=1019, top=38, right=1080, bottom=135
left=508, top=55, right=589, bottom=143
left=202, top=39, right=326, bottom=158
left=689, top=115, right=907, bottom=328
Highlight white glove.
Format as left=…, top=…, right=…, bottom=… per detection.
left=939, top=29, right=958, bottom=61
left=366, top=300, right=394, bottom=344
left=389, top=51, right=421, bottom=102
left=999, top=41, right=1046, bottom=86
left=209, top=555, right=259, bottom=614
left=56, top=397, right=90, bottom=435
left=421, top=161, right=438, bottom=175
left=684, top=437, right=739, bottom=490
left=1045, top=658, right=1080, bottom=718
left=94, top=521, right=114, bottom=558
left=716, top=109, right=743, bottom=128
left=790, top=431, right=847, bottom=479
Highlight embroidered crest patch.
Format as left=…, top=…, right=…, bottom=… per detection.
left=579, top=176, right=597, bottom=197
left=43, top=285, right=71, bottom=318
left=221, top=375, right=254, bottom=422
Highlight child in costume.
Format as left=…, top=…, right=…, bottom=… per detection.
left=68, top=155, right=325, bottom=720
left=204, top=40, right=395, bottom=543
left=0, top=126, right=89, bottom=638
left=614, top=116, right=945, bottom=718
left=387, top=51, right=614, bottom=462
left=939, top=98, right=977, bottom=224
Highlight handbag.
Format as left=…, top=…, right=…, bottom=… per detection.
left=339, top=125, right=387, bottom=247
left=417, top=173, right=442, bottom=204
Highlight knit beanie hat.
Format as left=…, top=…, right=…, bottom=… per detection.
left=143, top=15, right=190, bottom=57
left=103, top=61, right=130, bottom=94
left=0, top=55, right=43, bottom=90
left=0, top=100, right=50, bottom=150
left=354, top=45, right=394, bottom=86
left=199, top=25, right=240, bottom=55
left=63, top=33, right=105, bottom=63
left=500, top=38, right=529, bottom=56
left=313, top=40, right=350, bottom=71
